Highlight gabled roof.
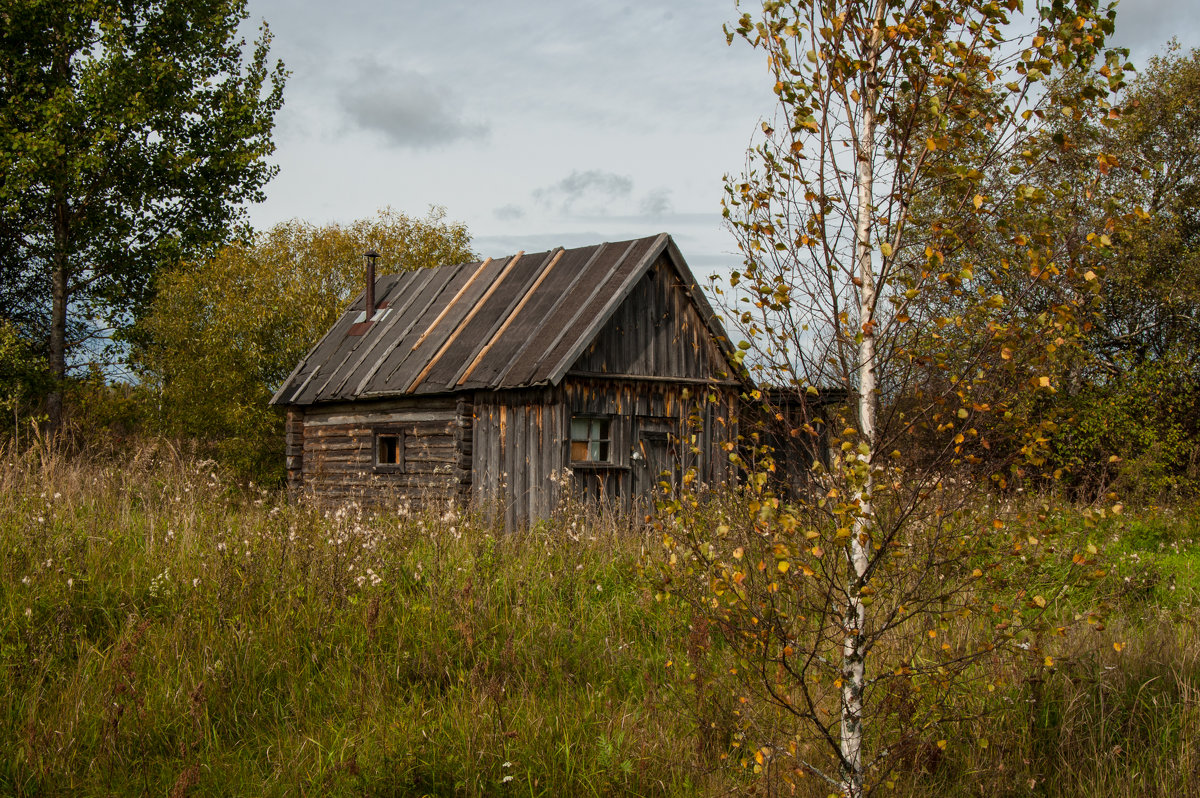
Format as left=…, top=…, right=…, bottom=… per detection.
left=270, top=233, right=738, bottom=406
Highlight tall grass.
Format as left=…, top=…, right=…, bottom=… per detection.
left=0, top=440, right=719, bottom=796
left=2, top=439, right=1199, bottom=796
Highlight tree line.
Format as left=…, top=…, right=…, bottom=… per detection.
left=0, top=0, right=1196, bottom=501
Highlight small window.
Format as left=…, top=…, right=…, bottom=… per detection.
left=375, top=431, right=404, bottom=471
left=570, top=416, right=611, bottom=463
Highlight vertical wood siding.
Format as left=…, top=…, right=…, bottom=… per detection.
left=570, top=255, right=730, bottom=380
left=471, top=388, right=566, bottom=531
left=468, top=379, right=739, bottom=530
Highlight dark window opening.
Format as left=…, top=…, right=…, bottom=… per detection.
left=570, top=416, right=611, bottom=463
left=375, top=431, right=404, bottom=471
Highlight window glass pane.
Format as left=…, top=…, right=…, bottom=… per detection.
left=570, top=416, right=612, bottom=462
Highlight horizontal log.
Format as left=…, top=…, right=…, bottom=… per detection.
left=305, top=397, right=458, bottom=416
left=307, top=480, right=457, bottom=495
left=406, top=443, right=456, bottom=455
left=307, top=441, right=370, bottom=453
left=406, top=454, right=457, bottom=466
left=305, top=411, right=456, bottom=428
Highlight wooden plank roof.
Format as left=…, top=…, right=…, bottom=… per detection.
left=270, top=233, right=737, bottom=406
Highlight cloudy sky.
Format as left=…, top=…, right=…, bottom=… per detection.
left=243, top=0, right=1199, bottom=278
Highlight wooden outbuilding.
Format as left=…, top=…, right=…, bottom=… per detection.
left=270, top=233, right=746, bottom=529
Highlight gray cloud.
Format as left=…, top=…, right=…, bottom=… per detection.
left=533, top=170, right=633, bottom=215
left=338, top=59, right=488, bottom=149
left=639, top=188, right=673, bottom=217
left=493, top=204, right=525, bottom=221
left=473, top=231, right=626, bottom=258
left=1110, top=0, right=1200, bottom=63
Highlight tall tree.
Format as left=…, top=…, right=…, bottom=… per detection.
left=0, top=0, right=286, bottom=431
left=1041, top=43, right=1200, bottom=496
left=137, top=208, right=474, bottom=481
left=666, top=1, right=1126, bottom=795
left=1096, top=43, right=1200, bottom=368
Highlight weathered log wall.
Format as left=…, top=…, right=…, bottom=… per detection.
left=297, top=397, right=469, bottom=506
left=285, top=408, right=304, bottom=491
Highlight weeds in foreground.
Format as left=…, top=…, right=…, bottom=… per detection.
left=1, top=440, right=1199, bottom=796
left=0, top=441, right=708, bottom=796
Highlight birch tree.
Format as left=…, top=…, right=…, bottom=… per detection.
left=663, top=2, right=1127, bottom=795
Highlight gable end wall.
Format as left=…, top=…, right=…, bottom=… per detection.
left=569, top=255, right=729, bottom=380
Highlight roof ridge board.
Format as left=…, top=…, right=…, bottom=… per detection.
left=350, top=260, right=475, bottom=398
left=542, top=233, right=669, bottom=387
left=405, top=250, right=528, bottom=393
left=374, top=255, right=511, bottom=393
left=325, top=267, right=443, bottom=400
left=490, top=241, right=616, bottom=388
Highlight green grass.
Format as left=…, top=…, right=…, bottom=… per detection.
left=0, top=443, right=717, bottom=796
left=3, top=441, right=1200, bottom=796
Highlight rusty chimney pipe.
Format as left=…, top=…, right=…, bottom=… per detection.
left=363, top=249, right=379, bottom=319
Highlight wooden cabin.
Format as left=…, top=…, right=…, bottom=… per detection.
left=270, top=234, right=746, bottom=530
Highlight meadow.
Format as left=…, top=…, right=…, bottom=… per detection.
left=2, top=439, right=1199, bottom=796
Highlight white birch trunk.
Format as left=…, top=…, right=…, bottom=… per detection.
left=841, top=5, right=884, bottom=796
